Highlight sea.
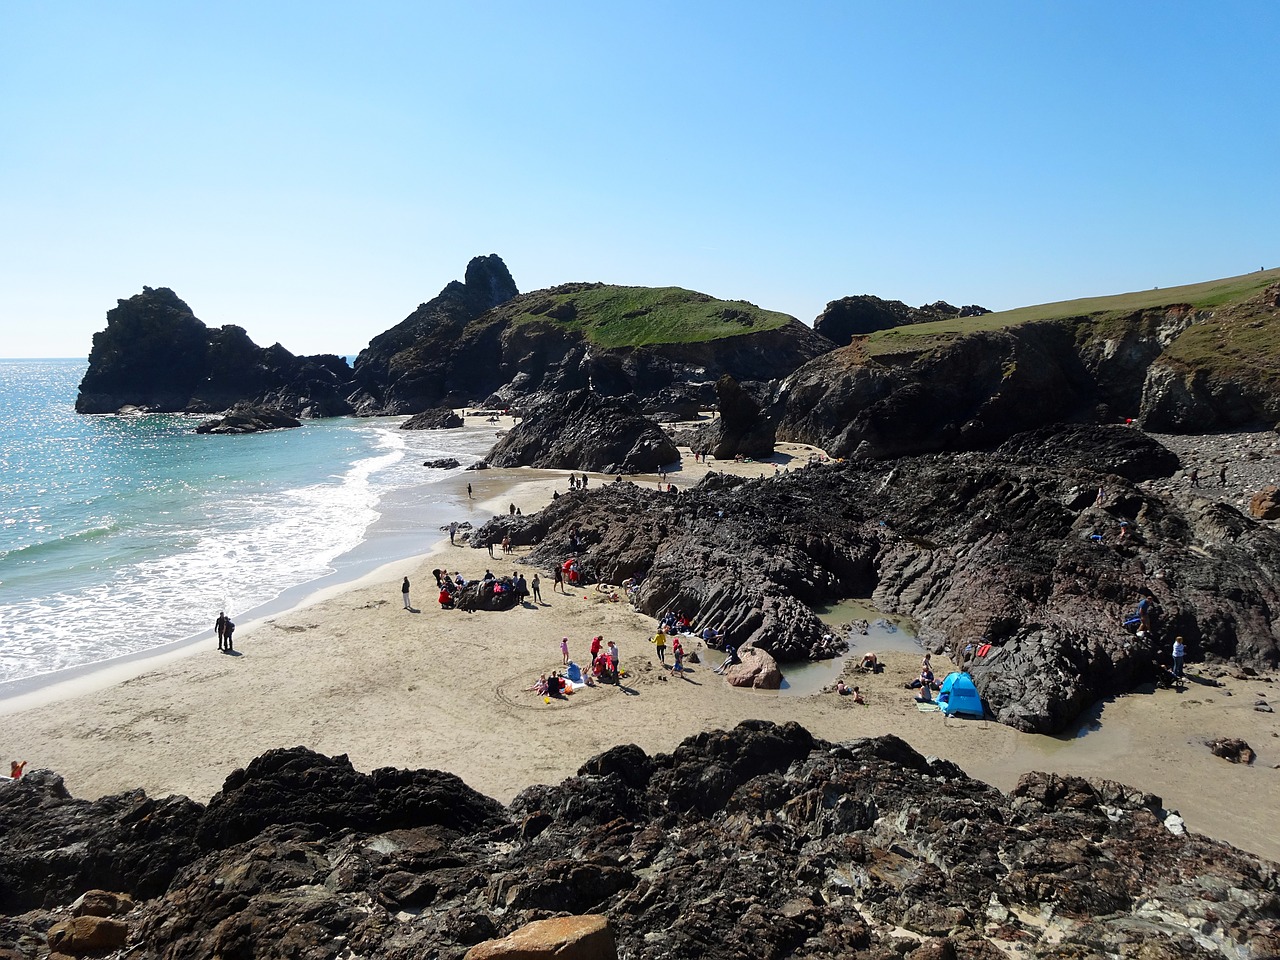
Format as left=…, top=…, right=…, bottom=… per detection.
left=0, top=359, right=498, bottom=691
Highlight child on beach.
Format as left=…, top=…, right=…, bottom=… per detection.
left=9, top=760, right=27, bottom=779
left=561, top=637, right=570, bottom=664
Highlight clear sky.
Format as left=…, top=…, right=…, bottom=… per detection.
left=2, top=1, right=1277, bottom=358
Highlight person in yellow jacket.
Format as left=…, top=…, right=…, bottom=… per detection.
left=650, top=628, right=668, bottom=666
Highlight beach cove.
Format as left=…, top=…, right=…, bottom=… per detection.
left=2, top=442, right=1277, bottom=863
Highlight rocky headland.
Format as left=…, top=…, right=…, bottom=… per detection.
left=75, top=288, right=355, bottom=418
left=2, top=723, right=1277, bottom=960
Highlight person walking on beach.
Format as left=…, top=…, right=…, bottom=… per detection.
left=223, top=618, right=235, bottom=653
left=651, top=628, right=668, bottom=666
left=467, top=482, right=473, bottom=499
left=449, top=522, right=459, bottom=545
left=561, top=636, right=570, bottom=665
left=402, top=577, right=412, bottom=610
left=531, top=573, right=542, bottom=603
left=215, top=611, right=229, bottom=651
left=553, top=564, right=565, bottom=593
left=487, top=537, right=495, bottom=558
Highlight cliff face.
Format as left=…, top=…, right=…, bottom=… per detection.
left=75, top=287, right=355, bottom=417
left=780, top=287, right=1280, bottom=457
left=475, top=424, right=1279, bottom=733
left=2, top=726, right=1276, bottom=959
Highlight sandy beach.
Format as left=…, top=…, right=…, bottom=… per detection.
left=2, top=436, right=1278, bottom=863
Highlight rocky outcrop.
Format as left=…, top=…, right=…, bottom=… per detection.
left=724, top=647, right=782, bottom=689
left=686, top=374, right=776, bottom=459
left=1250, top=485, right=1280, bottom=519
left=3, top=727, right=1278, bottom=960
left=784, top=287, right=1280, bottom=458
left=813, top=294, right=989, bottom=346
left=474, top=424, right=1280, bottom=732
left=349, top=255, right=521, bottom=415
left=402, top=407, right=464, bottom=430
left=194, top=404, right=302, bottom=434
left=424, top=457, right=461, bottom=469
left=487, top=390, right=678, bottom=474
left=76, top=287, right=355, bottom=417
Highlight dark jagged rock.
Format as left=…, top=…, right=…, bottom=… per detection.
left=193, top=403, right=302, bottom=434
left=196, top=747, right=507, bottom=851
left=476, top=424, right=1279, bottom=731
left=402, top=408, right=464, bottom=430
left=424, top=457, right=462, bottom=469
left=466, top=460, right=491, bottom=471
left=454, top=578, right=522, bottom=612
left=487, top=390, right=678, bottom=474
left=349, top=255, right=520, bottom=415
left=687, top=374, right=776, bottom=459
left=0, top=770, right=203, bottom=912
left=813, top=294, right=989, bottom=347
left=1207, top=737, right=1256, bottom=764
left=76, top=287, right=355, bottom=417
left=6, top=724, right=1272, bottom=959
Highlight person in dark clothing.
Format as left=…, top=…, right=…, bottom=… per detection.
left=215, top=612, right=229, bottom=651
left=402, top=577, right=411, bottom=610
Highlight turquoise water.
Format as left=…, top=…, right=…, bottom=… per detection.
left=0, top=360, right=493, bottom=685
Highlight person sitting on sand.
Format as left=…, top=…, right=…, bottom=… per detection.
left=851, top=686, right=865, bottom=704
left=528, top=675, right=548, bottom=695
left=439, top=587, right=454, bottom=610
left=835, top=680, right=850, bottom=696
left=907, top=664, right=935, bottom=690
left=914, top=682, right=933, bottom=704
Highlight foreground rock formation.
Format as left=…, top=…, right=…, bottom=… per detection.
left=2, top=725, right=1276, bottom=959
left=478, top=424, right=1280, bottom=733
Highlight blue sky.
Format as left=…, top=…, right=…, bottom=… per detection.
left=2, top=1, right=1276, bottom=358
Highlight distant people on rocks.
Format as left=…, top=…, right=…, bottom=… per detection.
left=509, top=503, right=516, bottom=516
left=1188, top=467, right=1200, bottom=487
left=1219, top=465, right=1228, bottom=486
left=9, top=760, right=27, bottom=779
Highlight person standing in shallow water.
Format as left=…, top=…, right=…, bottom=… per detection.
left=402, top=577, right=411, bottom=610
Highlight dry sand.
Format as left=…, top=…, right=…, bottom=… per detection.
left=2, top=438, right=1278, bottom=862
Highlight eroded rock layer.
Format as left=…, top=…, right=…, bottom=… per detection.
left=2, top=726, right=1276, bottom=959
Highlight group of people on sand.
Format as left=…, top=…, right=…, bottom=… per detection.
left=533, top=635, right=625, bottom=700
left=433, top=567, right=531, bottom=610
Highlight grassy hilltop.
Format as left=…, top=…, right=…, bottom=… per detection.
left=869, top=268, right=1280, bottom=344
left=485, top=283, right=797, bottom=349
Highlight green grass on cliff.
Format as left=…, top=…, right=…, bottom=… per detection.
left=866, top=267, right=1280, bottom=358
left=499, top=285, right=795, bottom=348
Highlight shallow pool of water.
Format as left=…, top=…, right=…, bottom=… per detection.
left=777, top=599, right=923, bottom=697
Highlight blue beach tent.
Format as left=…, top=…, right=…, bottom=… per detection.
left=938, top=672, right=984, bottom=719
